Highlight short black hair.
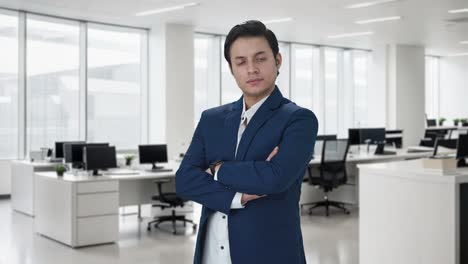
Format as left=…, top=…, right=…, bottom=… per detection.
left=224, top=20, right=279, bottom=67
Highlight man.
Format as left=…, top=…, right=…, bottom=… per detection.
left=176, top=20, right=318, bottom=264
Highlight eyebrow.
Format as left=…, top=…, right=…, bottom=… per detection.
left=234, top=51, right=267, bottom=60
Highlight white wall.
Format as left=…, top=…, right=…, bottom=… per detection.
left=439, top=57, right=468, bottom=120
left=368, top=44, right=388, bottom=127
left=387, top=44, right=425, bottom=146
left=148, top=25, right=166, bottom=144
left=148, top=23, right=195, bottom=160
left=164, top=24, right=195, bottom=159
left=0, top=161, right=12, bottom=195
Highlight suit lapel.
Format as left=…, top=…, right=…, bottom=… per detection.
left=223, top=97, right=243, bottom=161
left=235, top=87, right=284, bottom=161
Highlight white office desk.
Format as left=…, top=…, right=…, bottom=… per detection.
left=303, top=148, right=445, bottom=206
left=11, top=160, right=58, bottom=216
left=34, top=164, right=178, bottom=248
left=309, top=147, right=435, bottom=166
left=358, top=159, right=468, bottom=264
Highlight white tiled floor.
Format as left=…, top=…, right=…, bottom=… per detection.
left=0, top=199, right=358, bottom=264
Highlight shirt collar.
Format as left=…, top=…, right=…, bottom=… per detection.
left=241, top=94, right=270, bottom=122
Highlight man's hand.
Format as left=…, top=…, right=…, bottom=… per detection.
left=241, top=146, right=279, bottom=204
left=266, top=146, right=279, bottom=162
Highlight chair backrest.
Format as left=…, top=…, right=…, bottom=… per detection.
left=319, top=139, right=350, bottom=189
left=313, top=135, right=338, bottom=158
left=433, top=138, right=458, bottom=156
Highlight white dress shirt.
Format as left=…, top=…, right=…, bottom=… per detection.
left=202, top=95, right=270, bottom=264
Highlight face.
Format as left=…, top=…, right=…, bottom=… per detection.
left=229, top=36, right=282, bottom=101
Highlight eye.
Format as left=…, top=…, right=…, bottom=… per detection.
left=256, top=57, right=267, bottom=62
left=236, top=61, right=245, bottom=66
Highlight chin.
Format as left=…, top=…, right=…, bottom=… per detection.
left=243, top=86, right=272, bottom=98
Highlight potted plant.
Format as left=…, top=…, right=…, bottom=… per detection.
left=124, top=154, right=135, bottom=167
left=438, top=117, right=446, bottom=126
left=461, top=118, right=468, bottom=127
left=454, top=118, right=460, bottom=126
left=55, top=164, right=66, bottom=177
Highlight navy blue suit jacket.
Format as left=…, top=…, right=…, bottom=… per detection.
left=176, top=87, right=318, bottom=264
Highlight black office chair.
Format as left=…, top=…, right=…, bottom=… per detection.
left=433, top=138, right=458, bottom=156
left=303, top=139, right=350, bottom=216
left=147, top=178, right=197, bottom=235
left=419, top=130, right=446, bottom=147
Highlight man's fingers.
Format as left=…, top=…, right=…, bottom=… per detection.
left=266, top=146, right=279, bottom=161
left=242, top=194, right=266, bottom=204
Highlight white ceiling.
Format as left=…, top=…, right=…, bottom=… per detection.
left=1, top=0, right=468, bottom=55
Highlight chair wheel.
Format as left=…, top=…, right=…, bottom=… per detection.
left=193, top=224, right=197, bottom=230
left=147, top=226, right=151, bottom=231
left=173, top=231, right=177, bottom=235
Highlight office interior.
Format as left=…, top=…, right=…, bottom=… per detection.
left=1, top=0, right=468, bottom=263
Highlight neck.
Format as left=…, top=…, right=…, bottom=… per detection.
left=244, top=86, right=275, bottom=110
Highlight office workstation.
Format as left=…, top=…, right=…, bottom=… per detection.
left=1, top=0, right=468, bottom=263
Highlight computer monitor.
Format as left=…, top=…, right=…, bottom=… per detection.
left=456, top=134, right=468, bottom=167
left=55, top=141, right=84, bottom=158
left=427, top=119, right=437, bottom=127
left=84, top=146, right=117, bottom=176
left=348, top=128, right=386, bottom=145
left=433, top=138, right=458, bottom=156
left=139, top=144, right=168, bottom=170
left=360, top=128, right=386, bottom=144
left=64, top=142, right=109, bottom=168
left=348, top=129, right=362, bottom=145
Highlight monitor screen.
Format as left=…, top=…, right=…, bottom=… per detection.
left=360, top=128, right=386, bottom=144
left=457, top=134, right=468, bottom=160
left=55, top=141, right=84, bottom=158
left=64, top=142, right=109, bottom=164
left=84, top=146, right=117, bottom=173
left=348, top=129, right=361, bottom=145
left=139, top=144, right=168, bottom=164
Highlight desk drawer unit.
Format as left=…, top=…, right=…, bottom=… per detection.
left=77, top=215, right=118, bottom=246
left=74, top=180, right=119, bottom=247
left=77, top=192, right=119, bottom=217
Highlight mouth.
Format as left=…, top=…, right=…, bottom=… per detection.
left=247, top=78, right=263, bottom=85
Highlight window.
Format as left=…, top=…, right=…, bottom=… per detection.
left=87, top=24, right=146, bottom=149
left=26, top=15, right=80, bottom=152
left=277, top=42, right=290, bottom=98
left=0, top=11, right=18, bottom=158
left=194, top=34, right=221, bottom=126
left=291, top=44, right=316, bottom=110
left=324, top=48, right=339, bottom=135
left=220, top=37, right=242, bottom=104
left=193, top=33, right=374, bottom=138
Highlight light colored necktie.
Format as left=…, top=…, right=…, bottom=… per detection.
left=235, top=116, right=248, bottom=158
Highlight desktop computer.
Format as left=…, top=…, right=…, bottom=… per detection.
left=55, top=141, right=84, bottom=159
left=348, top=128, right=395, bottom=155
left=84, top=146, right=117, bottom=176
left=64, top=142, right=109, bottom=168
left=138, top=144, right=172, bottom=172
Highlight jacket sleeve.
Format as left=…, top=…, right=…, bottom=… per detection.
left=175, top=111, right=237, bottom=215
left=216, top=108, right=318, bottom=195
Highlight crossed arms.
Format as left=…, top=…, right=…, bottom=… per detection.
left=175, top=108, right=318, bottom=215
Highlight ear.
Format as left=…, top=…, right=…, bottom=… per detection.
left=275, top=52, right=282, bottom=69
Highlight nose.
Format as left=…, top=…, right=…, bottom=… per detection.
left=247, top=61, right=259, bottom=75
